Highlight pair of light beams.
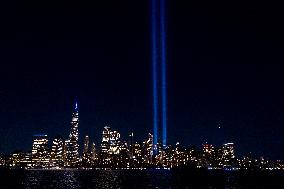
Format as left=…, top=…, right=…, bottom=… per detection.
left=152, top=0, right=167, bottom=150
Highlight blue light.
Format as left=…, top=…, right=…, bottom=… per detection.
left=34, top=134, right=47, bottom=137
left=151, top=0, right=158, bottom=149
left=160, top=0, right=167, bottom=148
left=74, top=99, right=78, bottom=111
left=151, top=0, right=168, bottom=153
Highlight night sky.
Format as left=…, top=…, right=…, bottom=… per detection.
left=1, top=1, right=283, bottom=160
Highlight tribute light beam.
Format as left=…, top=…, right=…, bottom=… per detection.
left=151, top=0, right=168, bottom=153
left=160, top=0, right=167, bottom=148
left=151, top=0, right=159, bottom=150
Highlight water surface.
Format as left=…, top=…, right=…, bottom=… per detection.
left=0, top=169, right=283, bottom=189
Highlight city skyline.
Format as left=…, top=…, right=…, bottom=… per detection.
left=0, top=86, right=283, bottom=160
left=1, top=100, right=283, bottom=171
left=0, top=100, right=282, bottom=164
left=1, top=0, right=284, bottom=161
left=0, top=1, right=283, bottom=189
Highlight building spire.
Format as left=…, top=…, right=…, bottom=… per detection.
left=74, top=99, right=78, bottom=111
left=65, top=100, right=80, bottom=167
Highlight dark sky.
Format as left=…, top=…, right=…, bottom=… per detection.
left=0, top=0, right=283, bottom=160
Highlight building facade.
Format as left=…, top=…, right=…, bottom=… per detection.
left=64, top=102, right=80, bottom=167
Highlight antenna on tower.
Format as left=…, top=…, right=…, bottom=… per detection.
left=74, top=98, right=78, bottom=111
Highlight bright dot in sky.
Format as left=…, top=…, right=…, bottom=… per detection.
left=218, top=126, right=221, bottom=129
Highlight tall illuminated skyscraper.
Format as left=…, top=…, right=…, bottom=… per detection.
left=222, top=142, right=235, bottom=167
left=222, top=143, right=235, bottom=159
left=91, top=142, right=97, bottom=162
left=128, top=132, right=134, bottom=158
left=31, top=134, right=50, bottom=167
left=64, top=101, right=80, bottom=167
left=82, top=135, right=92, bottom=167
left=143, top=133, right=153, bottom=164
left=101, top=126, right=121, bottom=155
left=51, top=135, right=64, bottom=167
left=101, top=126, right=111, bottom=154
left=83, top=135, right=90, bottom=153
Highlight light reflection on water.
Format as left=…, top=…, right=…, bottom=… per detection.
left=23, top=170, right=80, bottom=189
left=22, top=170, right=173, bottom=189
left=2, top=169, right=282, bottom=189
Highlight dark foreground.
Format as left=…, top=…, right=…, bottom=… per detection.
left=0, top=168, right=283, bottom=189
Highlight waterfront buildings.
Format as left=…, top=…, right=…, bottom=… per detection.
left=1, top=102, right=282, bottom=170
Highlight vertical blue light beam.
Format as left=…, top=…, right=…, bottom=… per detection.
left=151, top=0, right=158, bottom=149
left=161, top=0, right=167, bottom=148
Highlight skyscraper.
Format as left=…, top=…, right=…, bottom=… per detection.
left=143, top=133, right=153, bottom=164
left=31, top=134, right=50, bottom=167
left=101, top=126, right=111, bottom=154
left=51, top=135, right=64, bottom=167
left=101, top=126, right=121, bottom=155
left=128, top=132, right=134, bottom=159
left=222, top=142, right=235, bottom=167
left=64, top=101, right=80, bottom=167
left=91, top=142, right=97, bottom=163
left=82, top=135, right=92, bottom=167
